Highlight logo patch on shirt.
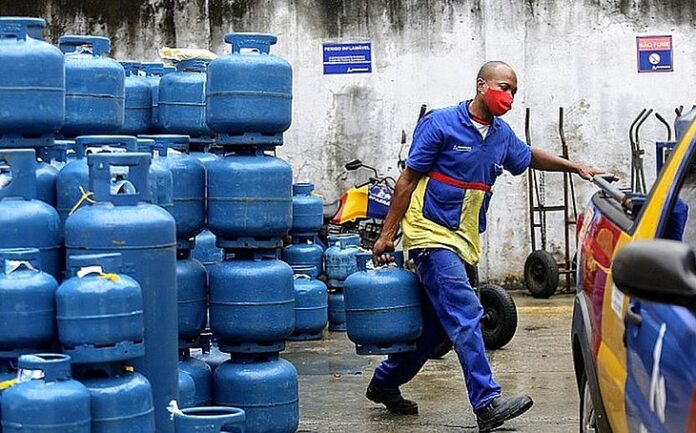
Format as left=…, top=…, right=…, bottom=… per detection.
left=453, top=145, right=472, bottom=152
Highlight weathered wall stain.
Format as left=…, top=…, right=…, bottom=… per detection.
left=321, top=85, right=387, bottom=189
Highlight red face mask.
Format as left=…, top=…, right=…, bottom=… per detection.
left=483, top=87, right=513, bottom=116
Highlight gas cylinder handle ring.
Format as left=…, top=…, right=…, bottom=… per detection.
left=58, top=35, right=111, bottom=56
left=225, top=32, right=277, bottom=54
left=74, top=135, right=138, bottom=159
left=0, top=19, right=29, bottom=41
left=0, top=150, right=38, bottom=201
left=172, top=405, right=246, bottom=433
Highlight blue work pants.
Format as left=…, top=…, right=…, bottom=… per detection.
left=372, top=248, right=501, bottom=411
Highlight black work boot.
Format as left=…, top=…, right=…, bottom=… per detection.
left=475, top=395, right=533, bottom=432
left=365, top=379, right=419, bottom=415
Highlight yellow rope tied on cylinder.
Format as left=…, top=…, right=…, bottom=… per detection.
left=68, top=186, right=96, bottom=216
left=0, top=378, right=17, bottom=390
left=97, top=272, right=121, bottom=282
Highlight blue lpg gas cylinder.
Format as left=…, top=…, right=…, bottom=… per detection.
left=207, top=149, right=292, bottom=247
left=59, top=35, right=125, bottom=136
left=282, top=237, right=323, bottom=277
left=188, top=140, right=219, bottom=166
left=193, top=230, right=223, bottom=271
left=159, top=59, right=213, bottom=137
left=0, top=18, right=64, bottom=147
left=35, top=151, right=58, bottom=207
left=288, top=266, right=327, bottom=341
left=140, top=135, right=205, bottom=241
left=324, top=234, right=361, bottom=288
left=0, top=249, right=57, bottom=353
left=214, top=353, right=298, bottom=433
left=2, top=354, right=90, bottom=433
left=120, top=61, right=152, bottom=135
left=65, top=152, right=178, bottom=433
left=290, top=183, right=322, bottom=236
left=48, top=140, right=72, bottom=168
left=76, top=363, right=155, bottom=433
left=344, top=252, right=422, bottom=355
left=179, top=352, right=213, bottom=407
left=18, top=17, right=46, bottom=39
left=141, top=62, right=165, bottom=132
left=136, top=138, right=174, bottom=213
left=57, top=135, right=137, bottom=223
left=192, top=344, right=230, bottom=373
left=0, top=150, right=62, bottom=280
left=172, top=406, right=245, bottom=433
left=328, top=291, right=346, bottom=332
left=141, top=62, right=164, bottom=76
left=38, top=140, right=69, bottom=171
left=206, top=33, right=292, bottom=144
left=56, top=253, right=144, bottom=363
left=209, top=250, right=294, bottom=353
left=176, top=248, right=207, bottom=348
left=179, top=369, right=196, bottom=409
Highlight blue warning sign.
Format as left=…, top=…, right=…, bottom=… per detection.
left=323, top=42, right=372, bottom=75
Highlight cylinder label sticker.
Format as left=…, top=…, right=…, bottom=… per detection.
left=17, top=368, right=44, bottom=384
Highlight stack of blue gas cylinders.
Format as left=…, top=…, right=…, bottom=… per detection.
left=283, top=183, right=328, bottom=340
left=0, top=15, right=429, bottom=433
left=64, top=149, right=179, bottom=433
left=0, top=248, right=62, bottom=433
left=0, top=15, right=249, bottom=433
left=204, top=32, right=300, bottom=433
left=0, top=18, right=74, bottom=433
left=56, top=253, right=156, bottom=433
left=324, top=233, right=362, bottom=331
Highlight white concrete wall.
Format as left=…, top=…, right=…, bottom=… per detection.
left=6, top=0, right=696, bottom=283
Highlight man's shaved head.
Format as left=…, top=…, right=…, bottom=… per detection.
left=471, top=60, right=518, bottom=118
left=475, top=60, right=517, bottom=96
left=476, top=61, right=514, bottom=81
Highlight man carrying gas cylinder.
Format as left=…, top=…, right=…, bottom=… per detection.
left=367, top=61, right=602, bottom=432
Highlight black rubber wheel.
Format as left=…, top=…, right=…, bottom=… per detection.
left=579, top=371, right=600, bottom=433
left=524, top=250, right=560, bottom=298
left=480, top=284, right=518, bottom=350
left=429, top=338, right=453, bottom=359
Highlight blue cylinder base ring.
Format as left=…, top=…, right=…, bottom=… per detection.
left=355, top=341, right=417, bottom=356
left=0, top=348, right=42, bottom=360
left=218, top=340, right=285, bottom=354
left=63, top=339, right=145, bottom=364
left=329, top=323, right=347, bottom=332
left=216, top=237, right=283, bottom=250
left=0, top=134, right=55, bottom=149
left=215, top=132, right=283, bottom=147
left=287, top=331, right=323, bottom=341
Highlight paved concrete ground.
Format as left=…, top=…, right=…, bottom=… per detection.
left=283, top=292, right=579, bottom=433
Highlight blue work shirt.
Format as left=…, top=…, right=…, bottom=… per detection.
left=402, top=101, right=532, bottom=264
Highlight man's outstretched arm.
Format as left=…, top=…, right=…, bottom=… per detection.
left=530, top=147, right=603, bottom=180
left=372, top=167, right=423, bottom=264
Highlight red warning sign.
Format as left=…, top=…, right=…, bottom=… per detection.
left=636, top=35, right=673, bottom=73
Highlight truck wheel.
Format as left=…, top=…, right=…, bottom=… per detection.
left=480, top=284, right=517, bottom=350
left=580, top=372, right=598, bottom=433
left=524, top=250, right=559, bottom=298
